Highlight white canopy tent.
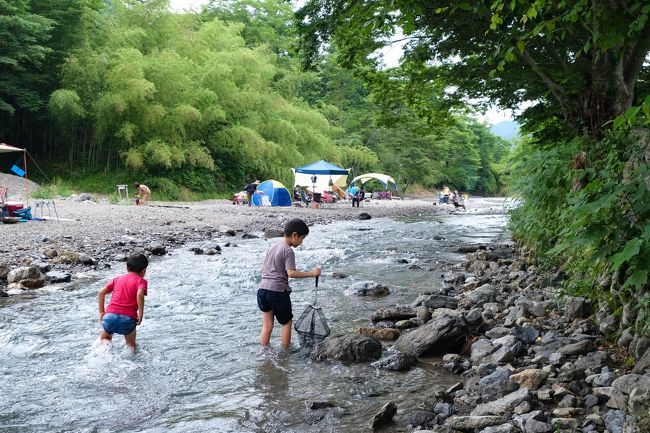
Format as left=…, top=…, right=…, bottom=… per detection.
left=292, top=169, right=348, bottom=193
left=0, top=143, right=29, bottom=204
left=350, top=173, right=398, bottom=190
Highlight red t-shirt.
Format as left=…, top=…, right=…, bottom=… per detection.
left=105, top=273, right=148, bottom=319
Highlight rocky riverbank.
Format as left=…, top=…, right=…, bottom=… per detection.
left=311, top=244, right=650, bottom=433
left=0, top=195, right=510, bottom=296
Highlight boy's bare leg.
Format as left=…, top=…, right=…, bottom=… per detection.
left=260, top=311, right=274, bottom=345
left=280, top=320, right=292, bottom=347
left=100, top=330, right=112, bottom=344
left=124, top=329, right=137, bottom=350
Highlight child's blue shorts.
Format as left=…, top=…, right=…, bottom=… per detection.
left=257, top=289, right=293, bottom=325
left=102, top=313, right=137, bottom=335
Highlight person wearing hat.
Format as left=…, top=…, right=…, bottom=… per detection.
left=244, top=180, right=261, bottom=206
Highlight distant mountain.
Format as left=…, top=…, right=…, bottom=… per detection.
left=490, top=120, right=520, bottom=140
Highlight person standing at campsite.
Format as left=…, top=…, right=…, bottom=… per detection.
left=98, top=252, right=149, bottom=351
left=245, top=180, right=260, bottom=206
left=133, top=182, right=151, bottom=205
left=257, top=219, right=321, bottom=347
left=347, top=184, right=361, bottom=207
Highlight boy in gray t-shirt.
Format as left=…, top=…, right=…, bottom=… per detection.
left=257, top=219, right=321, bottom=347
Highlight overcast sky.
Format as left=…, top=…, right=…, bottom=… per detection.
left=168, top=0, right=513, bottom=124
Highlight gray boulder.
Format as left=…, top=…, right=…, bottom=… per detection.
left=312, top=334, right=382, bottom=363
left=147, top=243, right=166, bottom=256
left=462, top=284, right=497, bottom=307
left=0, top=262, right=9, bottom=280
left=371, top=352, right=418, bottom=371
left=564, top=296, right=590, bottom=319
left=471, top=388, right=531, bottom=416
left=264, top=228, right=283, bottom=238
left=447, top=416, right=506, bottom=430
left=7, top=266, right=45, bottom=288
left=345, top=281, right=390, bottom=296
left=603, top=409, right=625, bottom=433
left=45, top=271, right=71, bottom=283
left=393, top=308, right=468, bottom=356
left=371, top=306, right=416, bottom=322
left=557, top=339, right=593, bottom=356
left=421, top=294, right=458, bottom=310
left=632, top=346, right=650, bottom=374
left=369, top=400, right=396, bottom=430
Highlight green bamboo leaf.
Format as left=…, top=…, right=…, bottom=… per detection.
left=623, top=270, right=648, bottom=289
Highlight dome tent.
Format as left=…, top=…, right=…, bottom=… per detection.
left=350, top=173, right=398, bottom=190
left=251, top=180, right=292, bottom=207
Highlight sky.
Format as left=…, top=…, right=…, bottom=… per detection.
left=169, top=0, right=514, bottom=125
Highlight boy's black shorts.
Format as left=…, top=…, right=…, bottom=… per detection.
left=257, top=288, right=293, bottom=325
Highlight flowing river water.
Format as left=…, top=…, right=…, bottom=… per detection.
left=1, top=207, right=509, bottom=432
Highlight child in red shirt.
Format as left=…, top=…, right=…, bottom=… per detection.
left=98, top=253, right=149, bottom=350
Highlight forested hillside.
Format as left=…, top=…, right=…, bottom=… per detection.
left=0, top=0, right=509, bottom=198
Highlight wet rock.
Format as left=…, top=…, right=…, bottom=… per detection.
left=393, top=308, right=468, bottom=356
left=205, top=248, right=219, bottom=255
left=358, top=212, right=372, bottom=220
left=564, top=296, right=590, bottom=319
left=0, top=290, right=7, bottom=297
left=447, top=416, right=506, bottom=430
left=345, top=281, right=390, bottom=296
left=192, top=247, right=204, bottom=255
left=7, top=266, right=45, bottom=288
left=331, top=272, right=347, bottom=279
left=443, top=271, right=466, bottom=285
left=510, top=369, right=548, bottom=391
left=358, top=327, right=400, bottom=341
left=309, top=401, right=337, bottom=410
left=471, top=388, right=530, bottom=416
left=371, top=306, right=416, bottom=322
left=372, top=352, right=418, bottom=371
left=369, top=400, right=396, bottom=430
left=0, top=262, right=10, bottom=280
left=147, top=243, right=166, bottom=255
left=457, top=245, right=485, bottom=253
left=263, top=228, right=283, bottom=238
left=312, top=334, right=382, bottom=363
left=396, top=258, right=409, bottom=264
left=45, top=270, right=71, bottom=283
left=241, top=233, right=259, bottom=239
left=480, top=424, right=514, bottom=433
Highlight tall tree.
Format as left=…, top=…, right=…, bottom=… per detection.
left=297, top=0, right=650, bottom=140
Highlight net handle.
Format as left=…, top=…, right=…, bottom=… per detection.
left=314, top=275, right=319, bottom=305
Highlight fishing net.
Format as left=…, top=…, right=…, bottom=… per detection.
left=294, top=276, right=330, bottom=347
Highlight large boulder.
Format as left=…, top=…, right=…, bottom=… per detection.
left=461, top=284, right=497, bottom=308
left=7, top=266, right=45, bottom=288
left=345, top=281, right=390, bottom=296
left=311, top=334, right=382, bottom=363
left=371, top=352, right=418, bottom=371
left=471, top=388, right=531, bottom=416
left=358, top=327, right=401, bottom=341
left=393, top=308, right=468, bottom=356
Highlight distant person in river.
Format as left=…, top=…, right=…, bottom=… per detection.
left=257, top=218, right=321, bottom=347
left=347, top=185, right=361, bottom=207
left=244, top=180, right=260, bottom=206
left=133, top=182, right=151, bottom=205
left=451, top=190, right=466, bottom=211
left=98, top=252, right=149, bottom=351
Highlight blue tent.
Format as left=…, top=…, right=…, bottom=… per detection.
left=251, top=180, right=292, bottom=206
left=294, top=160, right=349, bottom=175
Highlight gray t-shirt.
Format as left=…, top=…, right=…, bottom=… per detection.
left=260, top=241, right=296, bottom=292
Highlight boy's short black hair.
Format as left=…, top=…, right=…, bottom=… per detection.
left=284, top=218, right=309, bottom=237
left=127, top=252, right=148, bottom=273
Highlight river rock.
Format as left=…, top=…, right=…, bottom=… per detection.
left=7, top=266, right=45, bottom=288
left=345, top=281, right=390, bottom=296
left=422, top=294, right=458, bottom=310
left=557, top=339, right=593, bottom=356
left=393, top=308, right=468, bottom=356
left=263, top=228, right=283, bottom=238
left=371, top=306, right=416, bottom=322
left=358, top=327, right=400, bottom=341
left=564, top=296, right=590, bottom=319
left=0, top=262, right=9, bottom=280
left=509, top=369, right=548, bottom=390
left=511, top=323, right=539, bottom=344
left=147, top=243, right=166, bottom=255
left=42, top=247, right=57, bottom=258
left=312, top=334, right=382, bottom=363
left=632, top=346, right=650, bottom=374
left=409, top=410, right=436, bottom=428
left=480, top=424, right=514, bottom=433
left=461, top=284, right=497, bottom=308
left=603, top=409, right=625, bottom=433
left=447, top=416, right=506, bottom=430
left=45, top=270, right=71, bottom=283
left=471, top=388, right=531, bottom=416
left=77, top=253, right=95, bottom=265
left=575, top=350, right=612, bottom=370
left=369, top=400, right=396, bottom=430
left=612, top=374, right=650, bottom=395
left=241, top=233, right=259, bottom=239
left=371, top=352, right=418, bottom=371
left=358, top=212, right=372, bottom=220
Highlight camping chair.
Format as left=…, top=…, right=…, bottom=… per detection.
left=299, top=189, right=312, bottom=207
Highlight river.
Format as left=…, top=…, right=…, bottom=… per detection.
left=0, top=210, right=508, bottom=432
